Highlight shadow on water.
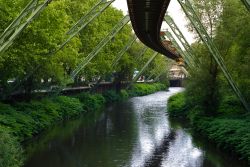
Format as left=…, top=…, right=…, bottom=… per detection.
left=144, top=131, right=176, bottom=167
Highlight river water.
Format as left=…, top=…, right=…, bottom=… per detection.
left=24, top=88, right=248, bottom=167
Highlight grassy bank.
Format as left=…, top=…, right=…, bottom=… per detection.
left=0, top=83, right=166, bottom=167
left=167, top=92, right=250, bottom=163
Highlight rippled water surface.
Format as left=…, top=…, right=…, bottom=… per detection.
left=24, top=88, right=248, bottom=167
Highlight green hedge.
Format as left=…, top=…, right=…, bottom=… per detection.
left=76, top=92, right=105, bottom=112
left=0, top=126, right=23, bottom=167
left=128, top=83, right=166, bottom=97
left=167, top=92, right=250, bottom=162
left=167, top=92, right=188, bottom=117
left=193, top=116, right=250, bottom=161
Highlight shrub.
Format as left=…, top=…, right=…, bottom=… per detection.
left=14, top=99, right=63, bottom=136
left=52, top=96, right=83, bottom=119
left=119, top=89, right=129, bottom=100
left=193, top=116, right=250, bottom=161
left=103, top=90, right=121, bottom=103
left=0, top=126, right=23, bottom=167
left=76, top=93, right=105, bottom=112
left=218, top=95, right=245, bottom=115
left=167, top=92, right=188, bottom=117
left=128, top=83, right=166, bottom=97
left=0, top=103, right=35, bottom=139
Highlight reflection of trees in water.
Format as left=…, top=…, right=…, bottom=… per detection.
left=129, top=92, right=173, bottom=167
left=144, top=131, right=176, bottom=167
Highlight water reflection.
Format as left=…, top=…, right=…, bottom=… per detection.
left=24, top=88, right=248, bottom=167
left=128, top=88, right=203, bottom=167
left=161, top=129, right=203, bottom=167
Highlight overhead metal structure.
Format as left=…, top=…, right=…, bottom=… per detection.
left=111, top=35, right=137, bottom=67
left=71, top=15, right=130, bottom=78
left=0, top=0, right=52, bottom=53
left=145, top=62, right=166, bottom=82
left=145, top=66, right=162, bottom=81
left=135, top=47, right=148, bottom=61
left=177, top=0, right=250, bottom=112
left=153, top=69, right=167, bottom=82
left=132, top=52, right=158, bottom=83
left=164, top=15, right=200, bottom=65
left=56, top=0, right=115, bottom=52
left=127, top=0, right=181, bottom=61
left=162, top=31, right=194, bottom=67
left=89, top=35, right=137, bottom=92
left=241, top=0, right=250, bottom=11
left=5, top=0, right=113, bottom=98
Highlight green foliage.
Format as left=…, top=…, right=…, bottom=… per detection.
left=193, top=116, right=250, bottom=161
left=0, top=127, right=23, bottom=167
left=52, top=96, right=83, bottom=119
left=218, top=95, right=245, bottom=115
left=76, top=93, right=105, bottom=112
left=103, top=90, right=121, bottom=103
left=0, top=96, right=83, bottom=140
left=119, top=89, right=129, bottom=100
left=167, top=92, right=250, bottom=162
left=0, top=103, right=35, bottom=139
left=167, top=92, right=188, bottom=117
left=128, top=83, right=166, bottom=97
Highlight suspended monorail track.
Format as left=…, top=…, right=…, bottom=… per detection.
left=127, top=0, right=181, bottom=61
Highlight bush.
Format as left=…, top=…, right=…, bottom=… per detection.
left=0, top=103, right=35, bottom=139
left=167, top=92, right=188, bottom=117
left=167, top=92, right=250, bottom=162
left=218, top=95, right=245, bottom=115
left=76, top=93, right=105, bottom=112
left=103, top=90, right=121, bottom=103
left=0, top=126, right=23, bottom=167
left=193, top=116, right=250, bottom=161
left=14, top=100, right=62, bottom=137
left=119, top=89, right=129, bottom=100
left=52, top=96, right=83, bottom=119
left=128, top=83, right=166, bottom=97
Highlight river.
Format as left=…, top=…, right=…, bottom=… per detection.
left=23, top=88, right=248, bottom=167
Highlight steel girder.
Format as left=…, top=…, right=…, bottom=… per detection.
left=4, top=0, right=114, bottom=98
left=0, top=0, right=52, bottom=53
left=164, top=15, right=200, bottom=66
left=162, top=31, right=194, bottom=68
left=56, top=0, right=115, bottom=52
left=177, top=0, right=249, bottom=112
left=111, top=35, right=137, bottom=67
left=241, top=0, right=250, bottom=11
left=132, top=52, right=158, bottom=83
left=90, top=35, right=137, bottom=92
left=71, top=15, right=130, bottom=78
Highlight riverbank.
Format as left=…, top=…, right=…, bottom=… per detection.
left=167, top=92, right=250, bottom=164
left=0, top=83, right=167, bottom=167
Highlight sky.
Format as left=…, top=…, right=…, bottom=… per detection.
left=112, top=0, right=195, bottom=44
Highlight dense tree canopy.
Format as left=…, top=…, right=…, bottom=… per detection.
left=0, top=0, right=170, bottom=99
left=186, top=0, right=250, bottom=114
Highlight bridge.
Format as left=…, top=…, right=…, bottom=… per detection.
left=0, top=0, right=249, bottom=112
